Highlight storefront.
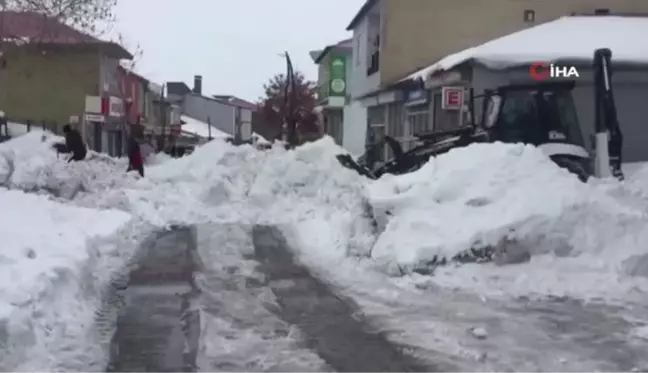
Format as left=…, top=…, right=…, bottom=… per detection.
left=402, top=88, right=432, bottom=150
left=83, top=95, right=126, bottom=156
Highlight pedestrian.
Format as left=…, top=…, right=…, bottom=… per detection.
left=62, top=124, right=87, bottom=162
left=126, top=126, right=144, bottom=177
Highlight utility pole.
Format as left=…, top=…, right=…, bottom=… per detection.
left=207, top=116, right=212, bottom=141
left=282, top=51, right=297, bottom=148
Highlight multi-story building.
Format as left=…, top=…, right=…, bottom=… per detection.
left=0, top=11, right=148, bottom=156
left=346, top=0, right=648, bottom=160
left=312, top=39, right=350, bottom=146
left=311, top=38, right=370, bottom=155
left=0, top=11, right=132, bottom=127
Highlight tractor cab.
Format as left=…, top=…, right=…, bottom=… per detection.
left=481, top=81, right=586, bottom=150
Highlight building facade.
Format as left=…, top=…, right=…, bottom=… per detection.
left=414, top=15, right=648, bottom=165
left=167, top=76, right=253, bottom=142
left=346, top=0, right=648, bottom=161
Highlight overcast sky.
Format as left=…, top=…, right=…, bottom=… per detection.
left=113, top=0, right=364, bottom=102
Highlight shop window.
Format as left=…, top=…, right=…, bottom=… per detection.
left=433, top=93, right=461, bottom=131
left=404, top=109, right=431, bottom=150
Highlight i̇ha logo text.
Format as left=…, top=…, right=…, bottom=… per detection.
left=529, top=62, right=580, bottom=81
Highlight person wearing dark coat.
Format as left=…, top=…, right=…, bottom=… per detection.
left=126, top=132, right=144, bottom=177
left=62, top=124, right=86, bottom=162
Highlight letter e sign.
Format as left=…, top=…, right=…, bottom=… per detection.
left=442, top=87, right=464, bottom=110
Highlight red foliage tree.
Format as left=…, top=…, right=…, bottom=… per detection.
left=257, top=71, right=319, bottom=142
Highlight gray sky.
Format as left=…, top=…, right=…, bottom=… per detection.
left=113, top=0, right=364, bottom=103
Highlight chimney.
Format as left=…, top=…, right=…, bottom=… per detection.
left=193, top=75, right=202, bottom=94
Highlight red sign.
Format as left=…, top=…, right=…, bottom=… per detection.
left=529, top=62, right=550, bottom=81
left=442, top=87, right=464, bottom=110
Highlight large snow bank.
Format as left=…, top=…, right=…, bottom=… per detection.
left=8, top=129, right=648, bottom=368
left=7, top=130, right=648, bottom=303
left=366, top=143, right=648, bottom=301
left=0, top=132, right=136, bottom=199
left=111, top=136, right=648, bottom=302
left=0, top=188, right=132, bottom=370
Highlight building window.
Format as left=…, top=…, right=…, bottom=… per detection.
left=367, top=33, right=380, bottom=75
left=433, top=92, right=461, bottom=131
left=385, top=103, right=405, bottom=156
left=365, top=105, right=386, bottom=166
left=403, top=108, right=431, bottom=150
left=354, top=35, right=361, bottom=66
left=324, top=110, right=344, bottom=145
left=523, top=9, right=535, bottom=23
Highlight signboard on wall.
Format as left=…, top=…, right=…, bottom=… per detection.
left=441, top=87, right=464, bottom=110
left=404, top=89, right=429, bottom=107
left=329, top=55, right=347, bottom=97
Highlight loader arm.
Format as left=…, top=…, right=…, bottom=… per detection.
left=593, top=48, right=624, bottom=180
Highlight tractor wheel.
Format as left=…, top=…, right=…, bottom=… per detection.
left=551, top=156, right=591, bottom=182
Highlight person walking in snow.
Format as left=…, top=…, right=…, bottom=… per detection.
left=126, top=126, right=144, bottom=177
left=62, top=124, right=87, bottom=162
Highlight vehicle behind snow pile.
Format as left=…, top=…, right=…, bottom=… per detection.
left=338, top=48, right=624, bottom=182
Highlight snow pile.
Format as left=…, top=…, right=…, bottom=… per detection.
left=7, top=121, right=31, bottom=137
left=108, top=138, right=371, bottom=230
left=0, top=189, right=133, bottom=370
left=366, top=143, right=648, bottom=300
left=0, top=132, right=136, bottom=199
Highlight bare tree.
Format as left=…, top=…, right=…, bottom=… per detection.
left=2, top=0, right=117, bottom=39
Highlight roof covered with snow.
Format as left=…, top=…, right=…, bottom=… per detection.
left=180, top=114, right=230, bottom=139
left=315, top=38, right=353, bottom=64
left=407, top=16, right=648, bottom=81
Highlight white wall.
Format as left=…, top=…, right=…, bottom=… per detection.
left=183, top=94, right=236, bottom=135
left=343, top=101, right=367, bottom=156
left=345, top=0, right=385, bottom=156
left=349, top=0, right=381, bottom=99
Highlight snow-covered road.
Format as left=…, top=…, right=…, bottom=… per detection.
left=3, top=131, right=648, bottom=371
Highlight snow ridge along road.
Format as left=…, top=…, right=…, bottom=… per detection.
left=252, top=225, right=444, bottom=372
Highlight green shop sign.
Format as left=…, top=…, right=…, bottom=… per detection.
left=328, top=55, right=347, bottom=97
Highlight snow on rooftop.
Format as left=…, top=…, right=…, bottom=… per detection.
left=148, top=81, right=163, bottom=96
left=407, top=16, right=648, bottom=81
left=180, top=114, right=230, bottom=139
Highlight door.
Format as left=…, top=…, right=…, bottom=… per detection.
left=607, top=83, right=648, bottom=163
left=404, top=108, right=431, bottom=150
left=433, top=92, right=461, bottom=131
left=366, top=105, right=386, bottom=167
left=93, top=122, right=102, bottom=152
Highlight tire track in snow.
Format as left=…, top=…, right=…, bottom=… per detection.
left=106, top=226, right=200, bottom=372
left=252, top=225, right=439, bottom=372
